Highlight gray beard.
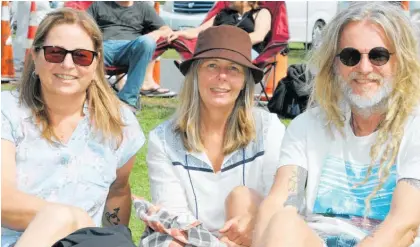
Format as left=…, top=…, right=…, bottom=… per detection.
left=338, top=76, right=393, bottom=118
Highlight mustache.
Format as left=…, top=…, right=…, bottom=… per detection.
left=348, top=72, right=383, bottom=82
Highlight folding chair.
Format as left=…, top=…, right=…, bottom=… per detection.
left=64, top=1, right=169, bottom=92
left=201, top=1, right=290, bottom=102
left=64, top=1, right=126, bottom=90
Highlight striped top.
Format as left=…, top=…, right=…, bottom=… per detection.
left=146, top=108, right=286, bottom=234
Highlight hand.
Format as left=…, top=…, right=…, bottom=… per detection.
left=167, top=31, right=181, bottom=42
left=167, top=30, right=197, bottom=42
left=145, top=31, right=162, bottom=43
left=131, top=195, right=144, bottom=201
left=145, top=204, right=167, bottom=233
left=220, top=236, right=247, bottom=247
left=219, top=214, right=255, bottom=247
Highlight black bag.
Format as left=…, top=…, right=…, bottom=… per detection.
left=267, top=64, right=312, bottom=119
left=52, top=225, right=136, bottom=247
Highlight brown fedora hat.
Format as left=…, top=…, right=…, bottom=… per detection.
left=179, top=25, right=264, bottom=83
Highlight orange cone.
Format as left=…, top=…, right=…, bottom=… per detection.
left=25, top=1, right=37, bottom=56
left=153, top=2, right=161, bottom=84
left=401, top=1, right=410, bottom=16
left=1, top=1, right=15, bottom=81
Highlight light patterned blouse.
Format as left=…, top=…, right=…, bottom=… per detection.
left=1, top=90, right=145, bottom=247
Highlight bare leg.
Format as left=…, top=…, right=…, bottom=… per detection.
left=142, top=60, right=157, bottom=90
left=14, top=204, right=95, bottom=247
left=221, top=186, right=263, bottom=246
left=140, top=60, right=172, bottom=96
left=261, top=208, right=324, bottom=247
left=225, top=186, right=263, bottom=219
left=112, top=61, right=157, bottom=92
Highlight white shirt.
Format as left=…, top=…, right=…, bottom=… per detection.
left=279, top=106, right=420, bottom=244
left=147, top=108, right=285, bottom=234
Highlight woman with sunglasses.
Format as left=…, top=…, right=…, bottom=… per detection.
left=1, top=8, right=144, bottom=247
left=144, top=25, right=285, bottom=247
left=252, top=2, right=420, bottom=247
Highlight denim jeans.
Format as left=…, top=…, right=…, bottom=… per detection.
left=104, top=36, right=156, bottom=108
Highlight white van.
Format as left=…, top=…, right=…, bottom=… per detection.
left=159, top=1, right=346, bottom=46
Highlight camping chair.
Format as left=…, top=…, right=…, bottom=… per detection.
left=64, top=1, right=127, bottom=90
left=64, top=1, right=184, bottom=92
left=201, top=1, right=290, bottom=102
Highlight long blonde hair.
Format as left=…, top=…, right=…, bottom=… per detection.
left=174, top=60, right=256, bottom=154
left=307, top=2, right=420, bottom=214
left=18, top=8, right=125, bottom=144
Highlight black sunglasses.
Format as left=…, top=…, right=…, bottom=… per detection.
left=336, top=47, right=393, bottom=67
left=36, top=46, right=98, bottom=66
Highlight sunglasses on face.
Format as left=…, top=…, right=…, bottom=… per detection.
left=36, top=46, right=98, bottom=66
left=336, top=47, right=393, bottom=67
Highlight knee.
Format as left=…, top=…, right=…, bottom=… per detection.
left=132, top=36, right=157, bottom=53
left=226, top=186, right=253, bottom=201
left=268, top=208, right=302, bottom=232
left=225, top=186, right=261, bottom=212
left=40, top=204, right=78, bottom=226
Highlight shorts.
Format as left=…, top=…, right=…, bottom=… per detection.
left=52, top=225, right=136, bottom=247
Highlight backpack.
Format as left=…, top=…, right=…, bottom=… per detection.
left=267, top=64, right=312, bottom=119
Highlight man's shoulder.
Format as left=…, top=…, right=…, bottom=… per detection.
left=89, top=1, right=115, bottom=11
left=291, top=106, right=325, bottom=126
left=132, top=1, right=154, bottom=11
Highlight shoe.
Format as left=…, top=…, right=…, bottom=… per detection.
left=140, top=87, right=177, bottom=98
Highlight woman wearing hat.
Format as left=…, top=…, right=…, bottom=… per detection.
left=146, top=25, right=285, bottom=246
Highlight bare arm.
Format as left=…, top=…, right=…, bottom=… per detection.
left=168, top=16, right=216, bottom=41
left=102, top=156, right=135, bottom=226
left=1, top=140, right=52, bottom=231
left=146, top=25, right=174, bottom=42
left=357, top=178, right=420, bottom=247
left=252, top=165, right=308, bottom=246
left=249, top=8, right=271, bottom=45
left=153, top=25, right=173, bottom=38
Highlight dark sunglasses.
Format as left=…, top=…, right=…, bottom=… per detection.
left=36, top=46, right=98, bottom=66
left=336, top=47, right=393, bottom=67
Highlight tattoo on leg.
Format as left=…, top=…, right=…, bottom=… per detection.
left=105, top=207, right=121, bottom=225
left=400, top=178, right=420, bottom=189
left=283, top=166, right=308, bottom=215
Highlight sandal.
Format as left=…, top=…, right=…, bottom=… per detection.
left=140, top=87, right=177, bottom=98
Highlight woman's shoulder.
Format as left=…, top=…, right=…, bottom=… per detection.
left=150, top=118, right=176, bottom=140
left=252, top=107, right=285, bottom=134
left=252, top=107, right=279, bottom=124
left=1, top=90, right=31, bottom=120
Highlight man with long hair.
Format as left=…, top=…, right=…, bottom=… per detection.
left=252, top=2, right=420, bottom=247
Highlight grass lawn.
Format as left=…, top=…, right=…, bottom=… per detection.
left=1, top=45, right=304, bottom=243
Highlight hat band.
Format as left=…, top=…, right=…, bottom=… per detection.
left=194, top=48, right=252, bottom=64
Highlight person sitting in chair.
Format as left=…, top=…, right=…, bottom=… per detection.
left=87, top=1, right=175, bottom=112
left=168, top=1, right=271, bottom=60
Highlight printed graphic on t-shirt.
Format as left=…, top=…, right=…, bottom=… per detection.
left=313, top=155, right=396, bottom=221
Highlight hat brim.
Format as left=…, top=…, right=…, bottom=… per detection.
left=179, top=49, right=264, bottom=83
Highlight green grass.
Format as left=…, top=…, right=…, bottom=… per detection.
left=1, top=47, right=303, bottom=243
left=129, top=100, right=176, bottom=241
